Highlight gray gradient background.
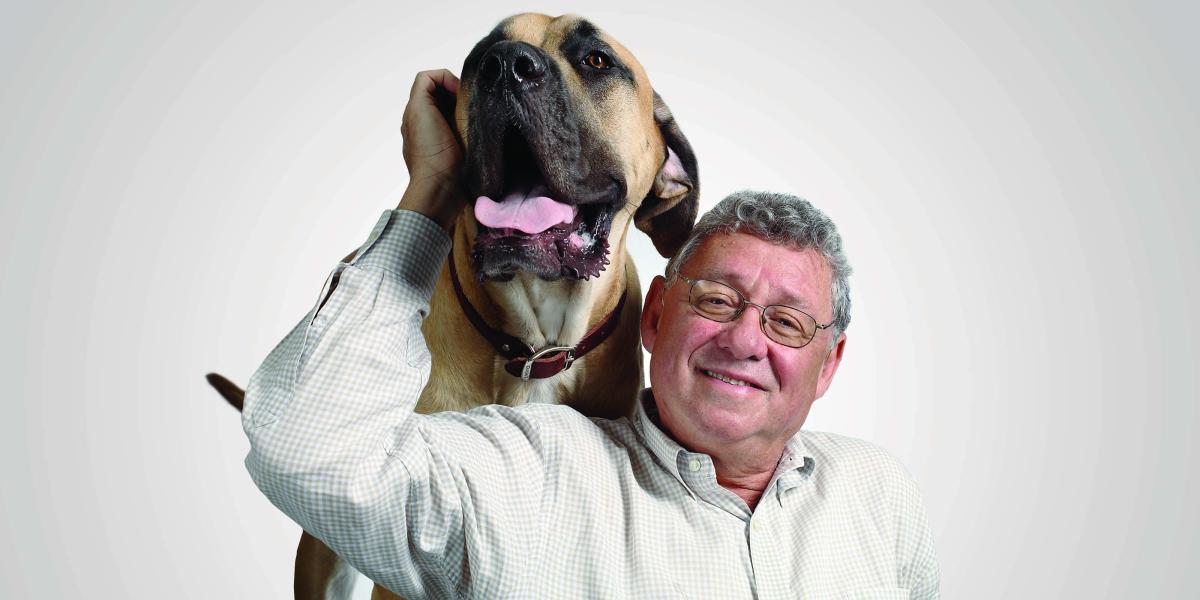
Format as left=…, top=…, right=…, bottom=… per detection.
left=2, top=1, right=1197, bottom=598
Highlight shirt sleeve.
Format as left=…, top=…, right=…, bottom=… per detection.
left=899, top=475, right=941, bottom=599
left=242, top=209, right=468, bottom=597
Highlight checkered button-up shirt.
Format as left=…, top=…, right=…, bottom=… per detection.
left=244, top=210, right=940, bottom=599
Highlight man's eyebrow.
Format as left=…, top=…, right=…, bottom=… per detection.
left=695, top=271, right=815, bottom=310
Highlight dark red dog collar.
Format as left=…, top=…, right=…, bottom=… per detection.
left=448, top=250, right=627, bottom=381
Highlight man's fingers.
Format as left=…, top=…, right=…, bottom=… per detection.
left=408, top=69, right=460, bottom=105
left=431, top=69, right=460, bottom=94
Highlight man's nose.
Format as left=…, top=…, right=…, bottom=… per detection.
left=716, top=306, right=769, bottom=361
left=477, top=41, right=548, bottom=93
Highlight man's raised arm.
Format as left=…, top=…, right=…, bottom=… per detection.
left=242, top=206, right=453, bottom=594
left=240, top=70, right=529, bottom=597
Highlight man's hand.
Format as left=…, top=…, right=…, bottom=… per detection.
left=398, top=69, right=464, bottom=231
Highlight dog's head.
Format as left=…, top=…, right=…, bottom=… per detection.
left=455, top=13, right=699, bottom=281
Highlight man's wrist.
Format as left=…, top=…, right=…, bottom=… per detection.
left=397, top=176, right=463, bottom=233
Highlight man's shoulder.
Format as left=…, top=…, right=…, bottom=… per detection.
left=425, top=403, right=648, bottom=475
left=469, top=402, right=630, bottom=426
left=797, top=431, right=922, bottom=497
left=429, top=402, right=637, bottom=445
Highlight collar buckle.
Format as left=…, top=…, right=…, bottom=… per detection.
left=520, top=345, right=575, bottom=380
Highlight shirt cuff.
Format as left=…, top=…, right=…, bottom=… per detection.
left=350, top=209, right=452, bottom=296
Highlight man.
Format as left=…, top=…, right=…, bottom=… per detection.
left=244, top=70, right=940, bottom=598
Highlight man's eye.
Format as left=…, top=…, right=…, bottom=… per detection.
left=583, top=51, right=612, bottom=70
left=771, top=315, right=802, bottom=330
left=701, top=295, right=733, bottom=306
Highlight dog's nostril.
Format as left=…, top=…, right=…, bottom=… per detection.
left=480, top=54, right=502, bottom=83
left=513, top=55, right=544, bottom=82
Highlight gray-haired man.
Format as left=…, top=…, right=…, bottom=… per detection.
left=244, top=70, right=940, bottom=598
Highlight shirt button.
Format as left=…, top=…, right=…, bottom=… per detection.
left=688, top=459, right=702, bottom=472
left=752, top=520, right=764, bottom=532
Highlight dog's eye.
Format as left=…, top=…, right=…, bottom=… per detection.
left=583, top=51, right=612, bottom=70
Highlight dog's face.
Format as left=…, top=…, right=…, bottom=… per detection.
left=455, top=13, right=699, bottom=282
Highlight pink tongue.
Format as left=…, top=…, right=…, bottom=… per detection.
left=474, top=190, right=577, bottom=234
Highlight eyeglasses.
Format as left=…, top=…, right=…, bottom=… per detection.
left=671, top=270, right=833, bottom=348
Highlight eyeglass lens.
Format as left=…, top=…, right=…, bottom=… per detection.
left=686, top=279, right=818, bottom=347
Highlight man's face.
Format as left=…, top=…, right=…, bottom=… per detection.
left=640, top=232, right=846, bottom=456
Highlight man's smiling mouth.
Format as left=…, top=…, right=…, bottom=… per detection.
left=702, top=369, right=760, bottom=389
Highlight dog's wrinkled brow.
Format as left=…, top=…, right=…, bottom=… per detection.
left=559, top=20, right=636, bottom=84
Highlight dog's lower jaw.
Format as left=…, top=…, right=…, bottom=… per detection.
left=472, top=235, right=611, bottom=281
left=471, top=202, right=618, bottom=281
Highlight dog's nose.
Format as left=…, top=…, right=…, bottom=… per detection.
left=478, top=41, right=547, bottom=92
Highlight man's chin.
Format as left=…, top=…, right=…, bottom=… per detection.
left=659, top=394, right=762, bottom=444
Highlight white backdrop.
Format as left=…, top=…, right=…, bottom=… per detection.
left=3, top=1, right=1198, bottom=598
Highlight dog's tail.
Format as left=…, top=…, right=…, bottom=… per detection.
left=205, top=372, right=245, bottom=412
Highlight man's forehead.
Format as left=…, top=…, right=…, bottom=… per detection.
left=685, top=234, right=831, bottom=307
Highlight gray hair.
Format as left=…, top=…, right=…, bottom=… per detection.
left=664, top=190, right=852, bottom=341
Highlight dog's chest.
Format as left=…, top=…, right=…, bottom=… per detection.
left=492, top=275, right=595, bottom=348
left=501, top=367, right=581, bottom=406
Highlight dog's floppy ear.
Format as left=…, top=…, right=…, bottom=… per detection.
left=635, top=92, right=700, bottom=258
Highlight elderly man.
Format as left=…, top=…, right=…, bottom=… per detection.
left=244, top=71, right=940, bottom=598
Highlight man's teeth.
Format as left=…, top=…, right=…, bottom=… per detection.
left=704, top=370, right=751, bottom=387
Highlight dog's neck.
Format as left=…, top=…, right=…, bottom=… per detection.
left=485, top=273, right=604, bottom=350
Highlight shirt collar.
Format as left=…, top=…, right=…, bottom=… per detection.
left=634, top=389, right=688, bottom=481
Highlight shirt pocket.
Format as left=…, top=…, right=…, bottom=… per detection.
left=841, top=588, right=911, bottom=600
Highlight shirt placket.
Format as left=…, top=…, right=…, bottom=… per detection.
left=747, top=499, right=794, bottom=600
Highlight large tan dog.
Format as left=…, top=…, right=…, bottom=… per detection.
left=209, top=13, right=699, bottom=599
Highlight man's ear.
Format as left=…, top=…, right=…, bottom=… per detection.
left=640, top=275, right=669, bottom=353
left=814, top=333, right=847, bottom=400
left=635, top=92, right=700, bottom=258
